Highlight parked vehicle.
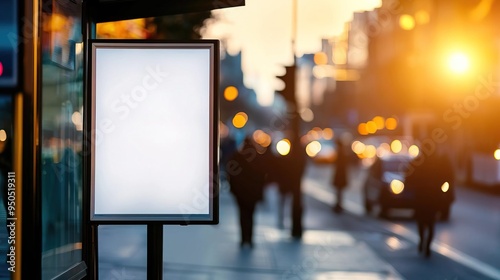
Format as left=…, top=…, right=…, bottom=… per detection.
left=363, top=154, right=454, bottom=220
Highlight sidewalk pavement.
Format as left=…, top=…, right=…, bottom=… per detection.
left=99, top=179, right=404, bottom=280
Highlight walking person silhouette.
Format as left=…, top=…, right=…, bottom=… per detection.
left=227, top=137, right=267, bottom=248
left=331, top=137, right=348, bottom=213
left=405, top=142, right=453, bottom=257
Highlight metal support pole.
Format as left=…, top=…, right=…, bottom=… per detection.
left=147, top=224, right=163, bottom=280
left=91, top=224, right=99, bottom=280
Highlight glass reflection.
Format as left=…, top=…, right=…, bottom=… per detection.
left=40, top=0, right=83, bottom=278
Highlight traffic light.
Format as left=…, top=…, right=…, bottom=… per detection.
left=276, top=65, right=296, bottom=105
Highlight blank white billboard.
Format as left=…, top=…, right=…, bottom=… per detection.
left=89, top=40, right=219, bottom=223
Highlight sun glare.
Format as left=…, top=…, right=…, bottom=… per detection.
left=448, top=52, right=470, bottom=74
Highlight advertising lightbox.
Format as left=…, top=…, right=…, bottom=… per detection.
left=89, top=40, right=219, bottom=224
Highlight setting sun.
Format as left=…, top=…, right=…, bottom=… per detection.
left=448, top=52, right=470, bottom=74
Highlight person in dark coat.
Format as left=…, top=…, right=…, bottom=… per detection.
left=331, top=138, right=348, bottom=213
left=227, top=137, right=267, bottom=248
left=405, top=148, right=452, bottom=257
left=282, top=136, right=306, bottom=238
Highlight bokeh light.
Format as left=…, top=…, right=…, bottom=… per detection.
left=399, top=14, right=415, bottom=30
left=494, top=149, right=500, bottom=160
left=377, top=143, right=391, bottom=158
left=448, top=52, right=470, bottom=74
left=306, top=141, right=322, bottom=157
left=391, top=140, right=402, bottom=153
left=373, top=116, right=385, bottom=130
left=351, top=140, right=365, bottom=155
left=390, top=179, right=405, bottom=194
left=358, top=123, right=368, bottom=135
left=314, top=52, right=328, bottom=65
left=232, top=112, right=248, bottom=128
left=441, top=182, right=450, bottom=193
left=385, top=117, right=398, bottom=130
left=322, top=128, right=334, bottom=140
left=253, top=130, right=272, bottom=147
left=366, top=121, right=377, bottom=134
left=409, top=145, right=420, bottom=157
left=277, top=139, right=291, bottom=156
left=363, top=145, right=377, bottom=159
left=0, top=130, right=6, bottom=142
left=224, top=86, right=239, bottom=101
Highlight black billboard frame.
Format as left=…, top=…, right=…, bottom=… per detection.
left=85, top=39, right=220, bottom=226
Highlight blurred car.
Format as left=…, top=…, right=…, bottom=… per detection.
left=363, top=154, right=454, bottom=220
left=306, top=139, right=336, bottom=164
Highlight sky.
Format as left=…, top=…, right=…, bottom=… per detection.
left=203, top=0, right=382, bottom=106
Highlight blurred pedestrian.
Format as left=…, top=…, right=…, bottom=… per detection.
left=268, top=134, right=306, bottom=238
left=331, top=138, right=348, bottom=213
left=219, top=133, right=237, bottom=184
left=227, top=137, right=267, bottom=248
left=405, top=145, right=453, bottom=257
left=284, top=136, right=306, bottom=238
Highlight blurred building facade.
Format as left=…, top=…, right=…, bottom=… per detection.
left=319, top=0, right=500, bottom=182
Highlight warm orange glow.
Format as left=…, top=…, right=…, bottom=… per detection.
left=204, top=1, right=382, bottom=106
left=97, top=19, right=148, bottom=39
left=314, top=52, right=328, bottom=65
left=366, top=121, right=378, bottom=134
left=220, top=122, right=229, bottom=138
left=373, top=116, right=385, bottom=130
left=308, top=129, right=321, bottom=140
left=313, top=65, right=334, bottom=79
left=322, top=128, right=334, bottom=140
left=351, top=141, right=366, bottom=155
left=334, top=69, right=360, bottom=81
left=469, top=0, right=495, bottom=21
left=441, top=182, right=450, bottom=193
left=409, top=145, right=420, bottom=157
left=385, top=117, right=398, bottom=130
left=415, top=10, right=430, bottom=25
left=277, top=139, right=291, bottom=156
left=391, top=140, right=402, bottom=153
left=232, top=112, right=248, bottom=128
left=390, top=180, right=405, bottom=194
left=333, top=46, right=347, bottom=65
left=399, top=14, right=415, bottom=30
left=224, top=86, right=239, bottom=101
left=358, top=123, right=368, bottom=135
left=363, top=145, right=377, bottom=159
left=45, top=13, right=67, bottom=32
left=253, top=130, right=272, bottom=147
left=447, top=52, right=470, bottom=74
left=494, top=149, right=500, bottom=160
left=306, top=141, right=322, bottom=157
left=0, top=130, right=6, bottom=142
left=377, top=143, right=391, bottom=158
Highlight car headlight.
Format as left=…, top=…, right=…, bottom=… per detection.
left=441, top=182, right=450, bottom=193
left=390, top=179, right=405, bottom=194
